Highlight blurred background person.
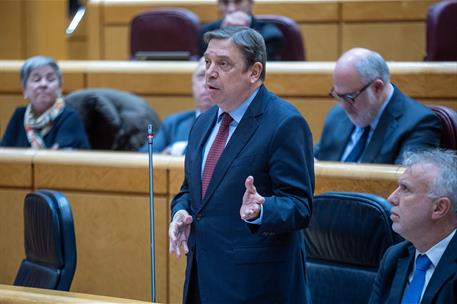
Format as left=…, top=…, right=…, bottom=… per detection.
left=314, top=48, right=441, bottom=164
left=0, top=55, right=90, bottom=149
left=199, top=0, right=283, bottom=60
left=139, top=58, right=212, bottom=155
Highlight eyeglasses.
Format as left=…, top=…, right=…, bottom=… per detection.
left=329, top=80, right=375, bottom=104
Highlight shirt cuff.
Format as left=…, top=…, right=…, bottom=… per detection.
left=244, top=204, right=263, bottom=225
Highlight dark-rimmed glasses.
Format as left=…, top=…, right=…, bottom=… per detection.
left=329, top=80, right=375, bottom=104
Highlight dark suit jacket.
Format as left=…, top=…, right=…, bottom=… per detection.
left=369, top=232, right=457, bottom=304
left=314, top=85, right=441, bottom=164
left=199, top=16, right=283, bottom=60
left=171, top=85, right=314, bottom=303
left=139, top=110, right=195, bottom=153
left=0, top=106, right=90, bottom=149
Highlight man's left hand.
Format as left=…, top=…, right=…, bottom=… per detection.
left=240, top=176, right=265, bottom=221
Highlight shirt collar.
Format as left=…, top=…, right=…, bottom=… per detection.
left=369, top=82, right=394, bottom=130
left=217, top=87, right=260, bottom=124
left=416, top=228, right=456, bottom=268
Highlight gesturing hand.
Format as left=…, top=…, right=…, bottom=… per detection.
left=169, top=210, right=193, bottom=257
left=240, top=176, right=265, bottom=221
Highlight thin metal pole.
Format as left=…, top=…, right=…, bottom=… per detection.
left=147, top=124, right=156, bottom=302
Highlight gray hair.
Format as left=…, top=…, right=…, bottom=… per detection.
left=402, top=149, right=457, bottom=213
left=353, top=51, right=390, bottom=84
left=20, top=55, right=62, bottom=88
left=204, top=26, right=266, bottom=81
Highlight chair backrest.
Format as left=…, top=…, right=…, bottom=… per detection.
left=14, top=190, right=76, bottom=291
left=65, top=88, right=161, bottom=151
left=427, top=105, right=457, bottom=150
left=304, top=192, right=402, bottom=304
left=130, top=8, right=200, bottom=59
left=257, top=15, right=305, bottom=61
left=424, top=0, right=457, bottom=61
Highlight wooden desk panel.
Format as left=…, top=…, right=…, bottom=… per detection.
left=0, top=284, right=151, bottom=303
left=0, top=190, right=28, bottom=286
left=0, top=148, right=34, bottom=188
left=0, top=149, right=408, bottom=304
left=67, top=192, right=167, bottom=303
left=32, top=150, right=168, bottom=195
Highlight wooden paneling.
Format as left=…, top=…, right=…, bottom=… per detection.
left=315, top=161, right=403, bottom=198
left=85, top=0, right=438, bottom=61
left=0, top=148, right=33, bottom=187
left=0, top=284, right=151, bottom=303
left=33, top=151, right=167, bottom=195
left=342, top=22, right=426, bottom=61
left=0, top=190, right=28, bottom=285
left=300, top=24, right=339, bottom=61
left=341, top=1, right=433, bottom=21
left=104, top=27, right=129, bottom=60
left=0, top=0, right=24, bottom=59
left=67, top=193, right=167, bottom=302
left=24, top=0, right=68, bottom=59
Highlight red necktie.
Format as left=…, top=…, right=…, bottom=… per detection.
left=201, top=113, right=233, bottom=198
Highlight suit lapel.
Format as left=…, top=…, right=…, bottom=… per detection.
left=198, top=86, right=266, bottom=211
left=389, top=245, right=415, bottom=304
left=362, top=86, right=403, bottom=163
left=191, top=107, right=218, bottom=208
left=333, top=115, right=353, bottom=161
left=422, top=232, right=457, bottom=303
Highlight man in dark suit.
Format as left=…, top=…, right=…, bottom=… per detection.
left=314, top=48, right=441, bottom=164
left=369, top=149, right=457, bottom=304
left=169, top=27, right=314, bottom=303
left=199, top=0, right=283, bottom=60
left=138, top=59, right=212, bottom=155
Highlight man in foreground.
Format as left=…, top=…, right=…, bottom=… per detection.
left=369, top=149, right=457, bottom=303
left=169, top=27, right=314, bottom=303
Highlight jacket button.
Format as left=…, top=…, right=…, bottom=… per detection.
left=196, top=213, right=202, bottom=220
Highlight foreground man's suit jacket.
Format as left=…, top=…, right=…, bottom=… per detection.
left=171, top=85, right=315, bottom=303
left=369, top=232, right=457, bottom=304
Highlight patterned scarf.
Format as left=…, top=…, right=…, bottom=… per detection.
left=23, top=97, right=65, bottom=149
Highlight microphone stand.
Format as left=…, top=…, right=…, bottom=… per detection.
left=147, top=124, right=156, bottom=302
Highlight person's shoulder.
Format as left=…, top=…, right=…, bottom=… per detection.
left=12, top=106, right=27, bottom=116
left=200, top=19, right=223, bottom=33
left=165, top=110, right=195, bottom=121
left=251, top=16, right=283, bottom=40
left=383, top=240, right=412, bottom=261
left=392, top=85, right=432, bottom=113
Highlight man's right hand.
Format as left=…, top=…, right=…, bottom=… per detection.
left=169, top=210, right=193, bottom=257
left=222, top=11, right=252, bottom=28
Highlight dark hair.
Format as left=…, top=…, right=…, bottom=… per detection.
left=20, top=55, right=62, bottom=88
left=204, top=26, right=266, bottom=81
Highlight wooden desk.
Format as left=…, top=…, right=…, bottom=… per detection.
left=0, top=149, right=421, bottom=303
left=1, top=60, right=456, bottom=143
left=0, top=284, right=150, bottom=304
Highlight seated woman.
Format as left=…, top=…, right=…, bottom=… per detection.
left=1, top=56, right=90, bottom=149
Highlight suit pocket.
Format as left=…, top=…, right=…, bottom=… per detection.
left=233, top=246, right=288, bottom=264
left=230, top=153, right=263, bottom=168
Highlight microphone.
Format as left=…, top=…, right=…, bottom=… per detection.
left=147, top=124, right=156, bottom=302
